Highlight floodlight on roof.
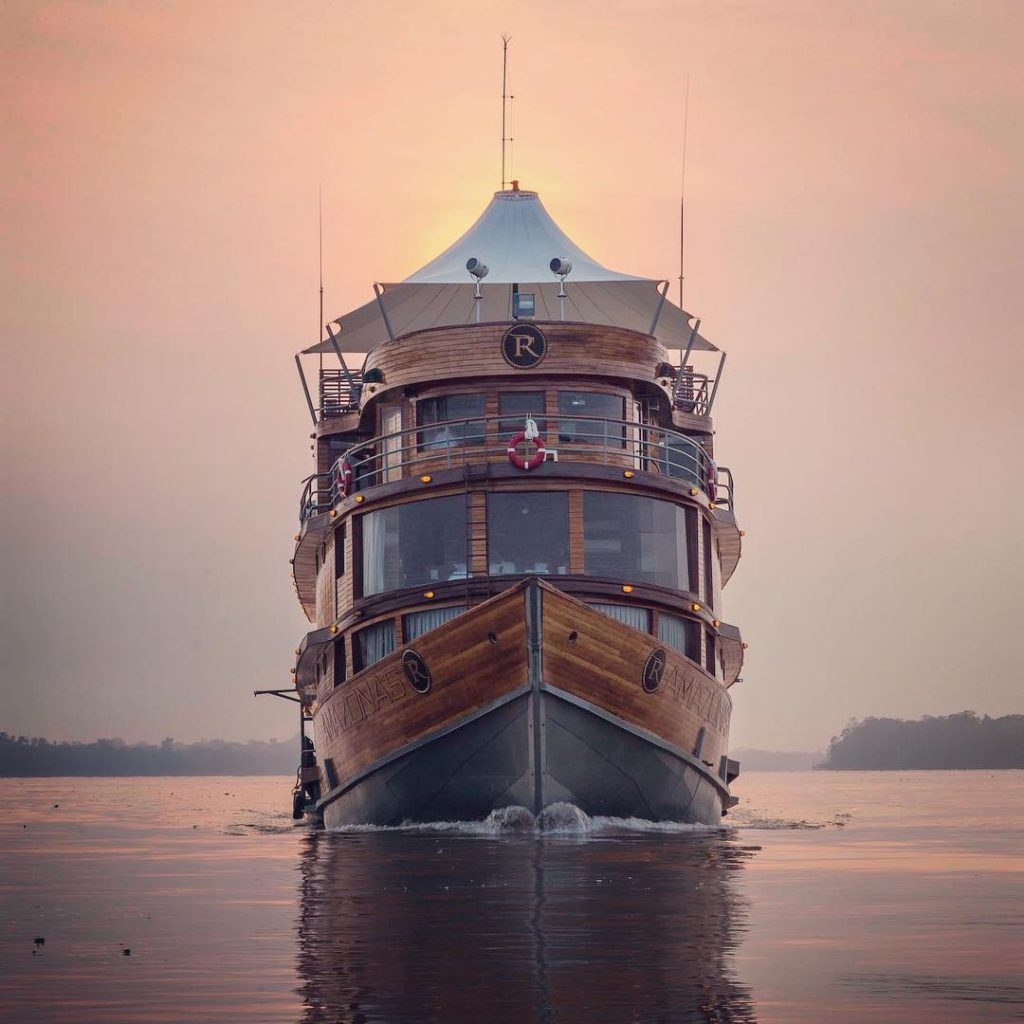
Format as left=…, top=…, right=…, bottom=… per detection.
left=466, top=258, right=489, bottom=280
left=550, top=257, right=573, bottom=319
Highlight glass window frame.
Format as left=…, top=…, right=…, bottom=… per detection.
left=486, top=491, right=570, bottom=577
left=556, top=391, right=627, bottom=449
left=416, top=393, right=486, bottom=450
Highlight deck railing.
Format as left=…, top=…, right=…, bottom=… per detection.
left=318, top=369, right=363, bottom=418
left=673, top=368, right=718, bottom=416
left=299, top=414, right=733, bottom=524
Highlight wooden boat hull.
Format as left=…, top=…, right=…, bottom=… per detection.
left=314, top=580, right=735, bottom=829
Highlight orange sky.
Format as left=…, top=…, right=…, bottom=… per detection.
left=2, top=0, right=1022, bottom=749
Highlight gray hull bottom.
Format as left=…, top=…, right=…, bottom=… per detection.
left=319, top=691, right=726, bottom=830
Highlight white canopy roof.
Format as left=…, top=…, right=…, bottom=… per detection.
left=303, top=188, right=718, bottom=354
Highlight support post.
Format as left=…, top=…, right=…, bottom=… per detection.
left=648, top=280, right=670, bottom=335
left=294, top=355, right=317, bottom=426
left=372, top=282, right=395, bottom=341
left=680, top=317, right=701, bottom=373
left=707, top=351, right=727, bottom=415
left=325, top=322, right=355, bottom=387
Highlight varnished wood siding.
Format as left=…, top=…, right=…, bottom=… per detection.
left=314, top=591, right=528, bottom=788
left=540, top=586, right=732, bottom=770
left=362, top=322, right=671, bottom=404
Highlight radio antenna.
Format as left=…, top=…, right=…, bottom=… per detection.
left=501, top=34, right=512, bottom=190
left=678, top=75, right=690, bottom=309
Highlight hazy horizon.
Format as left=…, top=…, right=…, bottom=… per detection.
left=3, top=1, right=1022, bottom=751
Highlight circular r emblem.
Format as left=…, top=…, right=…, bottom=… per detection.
left=501, top=324, right=547, bottom=369
left=642, top=648, right=667, bottom=693
left=402, top=649, right=432, bottom=694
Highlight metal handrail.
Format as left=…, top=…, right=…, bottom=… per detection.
left=673, top=370, right=714, bottom=415
left=318, top=369, right=363, bottom=419
left=299, top=414, right=733, bottom=524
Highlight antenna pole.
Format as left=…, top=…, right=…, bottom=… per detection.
left=318, top=185, right=324, bottom=344
left=501, top=34, right=510, bottom=190
left=679, top=75, right=689, bottom=311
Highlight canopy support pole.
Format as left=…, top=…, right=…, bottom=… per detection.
left=707, top=351, right=727, bottom=414
left=648, top=280, right=670, bottom=335
left=373, top=283, right=396, bottom=341
left=253, top=688, right=303, bottom=704
left=325, top=322, right=355, bottom=387
left=680, top=317, right=701, bottom=372
left=294, top=355, right=317, bottom=426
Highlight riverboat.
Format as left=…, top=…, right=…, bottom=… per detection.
left=281, top=183, right=744, bottom=828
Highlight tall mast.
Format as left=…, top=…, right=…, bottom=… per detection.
left=679, top=75, right=690, bottom=310
left=501, top=34, right=511, bottom=190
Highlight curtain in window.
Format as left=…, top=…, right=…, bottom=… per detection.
left=658, top=613, right=701, bottom=663
left=591, top=603, right=651, bottom=632
left=361, top=511, right=387, bottom=595
left=357, top=620, right=395, bottom=670
left=403, top=605, right=467, bottom=641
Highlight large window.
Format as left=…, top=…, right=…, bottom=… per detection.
left=499, top=392, right=545, bottom=439
left=418, top=394, right=485, bottom=450
left=659, top=613, right=702, bottom=664
left=702, top=518, right=714, bottom=607
left=660, top=435, right=706, bottom=487
left=557, top=392, right=626, bottom=447
left=488, top=492, right=569, bottom=576
left=584, top=493, right=695, bottom=591
left=353, top=620, right=395, bottom=672
left=403, top=605, right=467, bottom=641
left=360, top=496, right=468, bottom=596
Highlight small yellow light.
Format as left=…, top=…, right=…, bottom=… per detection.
left=329, top=509, right=337, bottom=518
left=419, top=474, right=433, bottom=484
left=623, top=470, right=635, bottom=479
left=690, top=487, right=699, bottom=496
left=739, top=530, right=746, bottom=537
left=329, top=624, right=338, bottom=635
left=355, top=495, right=364, bottom=503
left=741, top=642, right=749, bottom=650
left=621, top=584, right=634, bottom=594
left=294, top=648, right=301, bottom=655
left=691, top=602, right=702, bottom=613
left=424, top=590, right=435, bottom=599
left=293, top=534, right=300, bottom=542
left=708, top=502, right=716, bottom=510
left=713, top=619, right=720, bottom=628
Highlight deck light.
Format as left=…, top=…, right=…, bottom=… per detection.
left=623, top=470, right=635, bottom=479
left=294, top=534, right=300, bottom=542
left=742, top=642, right=749, bottom=650
left=355, top=495, right=364, bottom=503
left=739, top=530, right=746, bottom=537
left=621, top=584, right=634, bottom=594
left=419, top=474, right=433, bottom=484
left=691, top=602, right=702, bottom=613
left=329, top=509, right=337, bottom=518
left=329, top=625, right=338, bottom=635
left=424, top=590, right=435, bottom=599
left=708, top=502, right=716, bottom=510
left=294, top=649, right=301, bottom=656
left=689, top=487, right=699, bottom=496
left=713, top=619, right=720, bottom=628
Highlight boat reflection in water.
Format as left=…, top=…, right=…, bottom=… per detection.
left=295, top=818, right=757, bottom=1023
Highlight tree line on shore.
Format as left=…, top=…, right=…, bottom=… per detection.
left=819, top=712, right=1023, bottom=770
left=0, top=733, right=297, bottom=776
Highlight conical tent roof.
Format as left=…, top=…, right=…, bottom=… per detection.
left=302, top=188, right=718, bottom=354
left=404, top=189, right=644, bottom=284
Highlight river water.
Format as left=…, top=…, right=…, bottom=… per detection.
left=0, top=771, right=1021, bottom=1023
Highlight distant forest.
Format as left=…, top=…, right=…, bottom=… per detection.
left=0, top=733, right=296, bottom=777
left=819, top=712, right=1024, bottom=770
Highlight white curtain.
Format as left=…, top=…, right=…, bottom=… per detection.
left=591, top=603, right=651, bottom=633
left=658, top=613, right=697, bottom=659
left=362, top=511, right=387, bottom=595
left=357, top=620, right=395, bottom=669
left=403, top=605, right=467, bottom=641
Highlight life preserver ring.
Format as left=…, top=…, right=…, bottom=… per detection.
left=336, top=459, right=353, bottom=498
left=507, top=432, right=546, bottom=470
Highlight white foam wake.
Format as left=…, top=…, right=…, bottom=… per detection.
left=327, top=802, right=719, bottom=836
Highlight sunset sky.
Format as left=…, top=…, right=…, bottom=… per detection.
left=2, top=0, right=1021, bottom=751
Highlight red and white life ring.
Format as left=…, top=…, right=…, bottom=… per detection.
left=507, top=432, right=546, bottom=471
left=336, top=459, right=353, bottom=498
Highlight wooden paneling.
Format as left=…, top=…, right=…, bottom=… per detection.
left=540, top=584, right=732, bottom=769
left=314, top=589, right=528, bottom=788
left=568, top=491, right=584, bottom=574
left=363, top=322, right=670, bottom=405
left=469, top=492, right=487, bottom=576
